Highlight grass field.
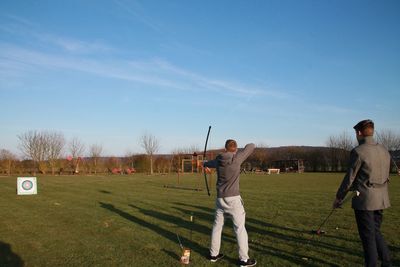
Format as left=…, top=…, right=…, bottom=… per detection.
left=0, top=173, right=399, bottom=267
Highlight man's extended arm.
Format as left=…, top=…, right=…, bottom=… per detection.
left=204, top=159, right=218, bottom=168
left=234, top=143, right=256, bottom=164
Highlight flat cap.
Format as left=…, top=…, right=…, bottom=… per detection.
left=353, top=119, right=374, bottom=131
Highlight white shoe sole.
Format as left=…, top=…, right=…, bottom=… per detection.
left=210, top=255, right=224, bottom=262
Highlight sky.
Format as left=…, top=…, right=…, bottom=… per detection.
left=1, top=0, right=399, bottom=156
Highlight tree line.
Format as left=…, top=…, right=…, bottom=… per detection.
left=246, top=129, right=400, bottom=173
left=1, top=129, right=399, bottom=176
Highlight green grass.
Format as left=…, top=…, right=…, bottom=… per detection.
left=0, top=173, right=399, bottom=267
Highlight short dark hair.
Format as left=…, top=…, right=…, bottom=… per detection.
left=225, top=139, right=237, bottom=152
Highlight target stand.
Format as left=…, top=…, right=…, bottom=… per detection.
left=17, top=177, right=37, bottom=195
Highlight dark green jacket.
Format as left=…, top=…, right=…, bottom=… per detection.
left=336, top=136, right=391, bottom=210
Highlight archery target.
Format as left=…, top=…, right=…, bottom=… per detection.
left=17, top=177, right=37, bottom=195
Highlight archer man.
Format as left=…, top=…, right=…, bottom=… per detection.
left=204, top=139, right=257, bottom=267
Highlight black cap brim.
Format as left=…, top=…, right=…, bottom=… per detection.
left=353, top=120, right=374, bottom=131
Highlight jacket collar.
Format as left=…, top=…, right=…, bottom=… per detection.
left=358, top=136, right=376, bottom=145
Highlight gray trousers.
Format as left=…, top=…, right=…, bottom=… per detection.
left=210, top=195, right=249, bottom=260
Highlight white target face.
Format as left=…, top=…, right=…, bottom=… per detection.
left=17, top=177, right=37, bottom=195
left=22, top=180, right=33, bottom=190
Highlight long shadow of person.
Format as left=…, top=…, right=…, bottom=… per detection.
left=174, top=202, right=360, bottom=244
left=129, top=204, right=217, bottom=237
left=172, top=202, right=363, bottom=265
left=389, top=245, right=400, bottom=266
left=173, top=206, right=345, bottom=266
left=99, top=202, right=238, bottom=265
left=0, top=241, right=24, bottom=267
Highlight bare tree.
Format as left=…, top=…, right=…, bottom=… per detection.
left=340, top=132, right=355, bottom=151
left=18, top=130, right=50, bottom=174
left=69, top=137, right=85, bottom=174
left=47, top=132, right=65, bottom=175
left=326, top=131, right=356, bottom=171
left=0, top=149, right=17, bottom=175
left=140, top=133, right=160, bottom=174
left=171, top=148, right=183, bottom=175
left=179, top=145, right=200, bottom=155
left=376, top=129, right=400, bottom=152
left=125, top=151, right=136, bottom=169
left=330, top=132, right=355, bottom=151
left=69, top=137, right=85, bottom=158
left=376, top=129, right=400, bottom=173
left=89, top=144, right=103, bottom=174
left=248, top=143, right=269, bottom=171
left=154, top=156, right=170, bottom=174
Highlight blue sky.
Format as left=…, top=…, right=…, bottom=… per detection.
left=1, top=0, right=399, bottom=156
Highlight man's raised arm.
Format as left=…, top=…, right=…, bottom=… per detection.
left=234, top=143, right=255, bottom=164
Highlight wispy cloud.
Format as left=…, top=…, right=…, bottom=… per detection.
left=0, top=12, right=288, bottom=99
left=0, top=14, right=112, bottom=54
left=113, top=0, right=164, bottom=32
left=112, top=1, right=214, bottom=59
left=151, top=59, right=288, bottom=98
left=2, top=14, right=37, bottom=27
left=35, top=33, right=113, bottom=54
left=0, top=14, right=288, bottom=99
left=0, top=44, right=185, bottom=90
left=0, top=42, right=285, bottom=100
left=159, top=41, right=213, bottom=57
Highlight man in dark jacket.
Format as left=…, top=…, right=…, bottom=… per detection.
left=204, top=139, right=256, bottom=267
left=333, top=119, right=392, bottom=267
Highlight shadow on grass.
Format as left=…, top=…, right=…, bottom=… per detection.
left=127, top=204, right=237, bottom=265
left=0, top=241, right=24, bottom=267
left=173, top=202, right=363, bottom=265
left=174, top=205, right=349, bottom=265
left=163, top=185, right=202, bottom=191
left=99, top=202, right=237, bottom=265
left=389, top=245, right=400, bottom=253
left=99, top=190, right=112, bottom=194
left=174, top=202, right=303, bottom=231
left=174, top=201, right=360, bottom=242
left=161, top=248, right=179, bottom=261
left=251, top=240, right=341, bottom=267
left=389, top=245, right=400, bottom=266
left=129, top=204, right=213, bottom=236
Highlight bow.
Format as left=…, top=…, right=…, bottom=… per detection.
left=203, top=126, right=211, bottom=196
